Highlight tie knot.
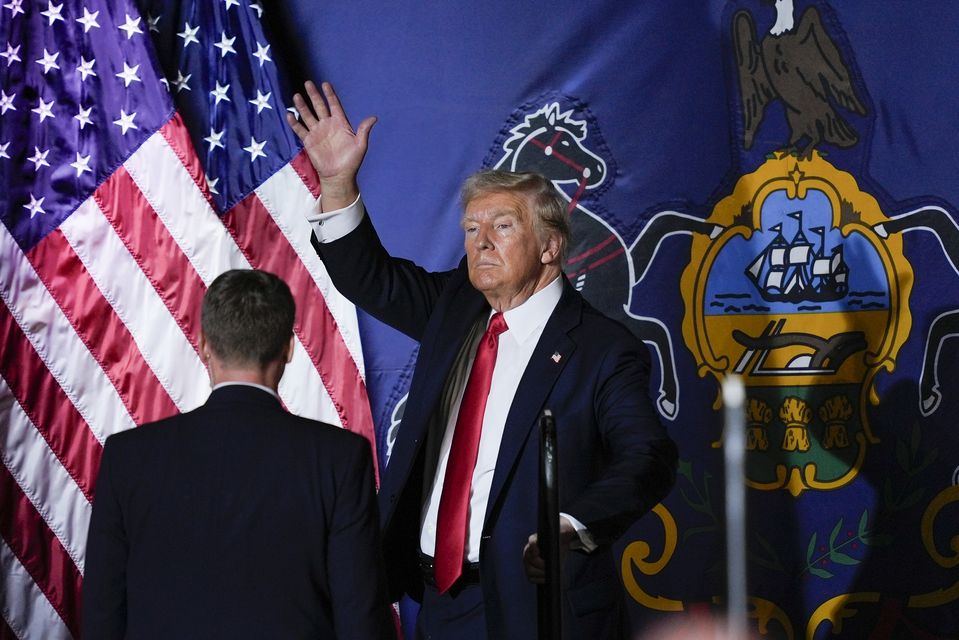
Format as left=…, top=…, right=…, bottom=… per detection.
left=487, top=312, right=508, bottom=337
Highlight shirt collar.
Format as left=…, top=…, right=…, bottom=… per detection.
left=211, top=381, right=280, bottom=399
left=498, top=276, right=563, bottom=345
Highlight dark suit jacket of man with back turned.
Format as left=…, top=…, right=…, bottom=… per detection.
left=82, top=383, right=394, bottom=639
left=312, top=212, right=678, bottom=639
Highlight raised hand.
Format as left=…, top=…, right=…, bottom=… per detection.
left=287, top=81, right=377, bottom=211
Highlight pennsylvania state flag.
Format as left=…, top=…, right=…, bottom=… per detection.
left=275, top=2, right=957, bottom=638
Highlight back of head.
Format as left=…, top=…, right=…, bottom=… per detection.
left=460, top=169, right=571, bottom=261
left=201, top=269, right=295, bottom=367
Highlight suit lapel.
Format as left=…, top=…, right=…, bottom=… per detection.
left=483, top=281, right=582, bottom=525
left=386, top=279, right=488, bottom=492
left=419, top=287, right=488, bottom=406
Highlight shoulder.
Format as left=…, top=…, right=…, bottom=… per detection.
left=571, top=291, right=643, bottom=347
left=283, top=413, right=372, bottom=457
left=580, top=303, right=634, bottom=339
left=281, top=417, right=375, bottom=489
left=102, top=412, right=182, bottom=450
left=561, top=292, right=652, bottom=375
left=97, top=413, right=188, bottom=483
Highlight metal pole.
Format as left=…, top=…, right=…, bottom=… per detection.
left=723, top=375, right=748, bottom=639
left=538, top=409, right=562, bottom=640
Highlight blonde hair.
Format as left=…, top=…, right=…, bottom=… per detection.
left=461, top=170, right=570, bottom=262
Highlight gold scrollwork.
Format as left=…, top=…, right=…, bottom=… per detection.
left=807, top=579, right=959, bottom=638
left=743, top=432, right=868, bottom=497
left=806, top=592, right=880, bottom=640
left=744, top=596, right=795, bottom=639
left=800, top=432, right=868, bottom=492
left=920, top=485, right=959, bottom=569
left=908, top=580, right=959, bottom=610
left=621, top=503, right=683, bottom=611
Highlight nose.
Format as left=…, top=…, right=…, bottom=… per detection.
left=472, top=227, right=492, bottom=250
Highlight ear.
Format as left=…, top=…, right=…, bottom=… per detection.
left=540, top=233, right=562, bottom=265
left=198, top=331, right=215, bottom=385
left=198, top=332, right=210, bottom=362
left=284, top=336, right=295, bottom=363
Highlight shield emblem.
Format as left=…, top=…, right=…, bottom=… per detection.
left=681, top=151, right=913, bottom=496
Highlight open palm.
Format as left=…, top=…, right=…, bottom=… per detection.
left=287, top=81, right=377, bottom=188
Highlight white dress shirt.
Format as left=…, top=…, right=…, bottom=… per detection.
left=420, top=277, right=562, bottom=561
left=305, top=194, right=365, bottom=242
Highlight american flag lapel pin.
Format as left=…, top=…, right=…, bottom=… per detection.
left=551, top=352, right=562, bottom=363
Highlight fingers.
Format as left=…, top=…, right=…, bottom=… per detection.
left=286, top=111, right=308, bottom=142
left=287, top=81, right=332, bottom=135
left=322, top=81, right=349, bottom=126
left=285, top=80, right=377, bottom=166
left=523, top=534, right=545, bottom=583
left=291, top=91, right=319, bottom=130
left=355, top=116, right=378, bottom=148
left=524, top=562, right=545, bottom=583
left=305, top=80, right=331, bottom=119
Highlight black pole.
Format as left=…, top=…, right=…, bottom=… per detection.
left=538, top=409, right=562, bottom=640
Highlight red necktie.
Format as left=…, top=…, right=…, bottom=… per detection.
left=434, top=312, right=508, bottom=593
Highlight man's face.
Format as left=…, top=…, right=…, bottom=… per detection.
left=463, top=191, right=556, bottom=309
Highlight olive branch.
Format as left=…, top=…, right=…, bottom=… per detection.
left=802, top=422, right=935, bottom=579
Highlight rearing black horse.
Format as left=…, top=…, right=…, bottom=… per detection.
left=874, top=207, right=959, bottom=416
left=493, top=103, right=679, bottom=419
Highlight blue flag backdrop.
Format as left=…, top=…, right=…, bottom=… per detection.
left=272, top=2, right=959, bottom=638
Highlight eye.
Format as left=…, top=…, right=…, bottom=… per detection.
left=496, top=222, right=512, bottom=231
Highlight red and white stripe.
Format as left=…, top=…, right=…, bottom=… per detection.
left=0, top=113, right=375, bottom=638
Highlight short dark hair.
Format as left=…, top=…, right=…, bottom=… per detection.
left=460, top=170, right=571, bottom=261
left=201, top=269, right=295, bottom=367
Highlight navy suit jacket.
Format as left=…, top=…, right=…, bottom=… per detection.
left=314, top=215, right=677, bottom=639
left=82, top=385, right=394, bottom=640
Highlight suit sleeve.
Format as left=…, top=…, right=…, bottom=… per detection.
left=328, top=440, right=396, bottom=640
left=311, top=213, right=457, bottom=341
left=567, top=341, right=678, bottom=546
left=82, top=437, right=129, bottom=640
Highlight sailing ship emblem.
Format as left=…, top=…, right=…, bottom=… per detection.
left=745, top=212, right=848, bottom=303
left=680, top=151, right=912, bottom=496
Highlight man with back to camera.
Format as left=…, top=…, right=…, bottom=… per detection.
left=288, top=81, right=678, bottom=639
left=82, top=268, right=395, bottom=640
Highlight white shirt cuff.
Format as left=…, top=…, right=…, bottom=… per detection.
left=305, top=193, right=365, bottom=243
left=561, top=512, right=598, bottom=553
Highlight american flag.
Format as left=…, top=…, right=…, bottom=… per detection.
left=0, top=1, right=376, bottom=637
